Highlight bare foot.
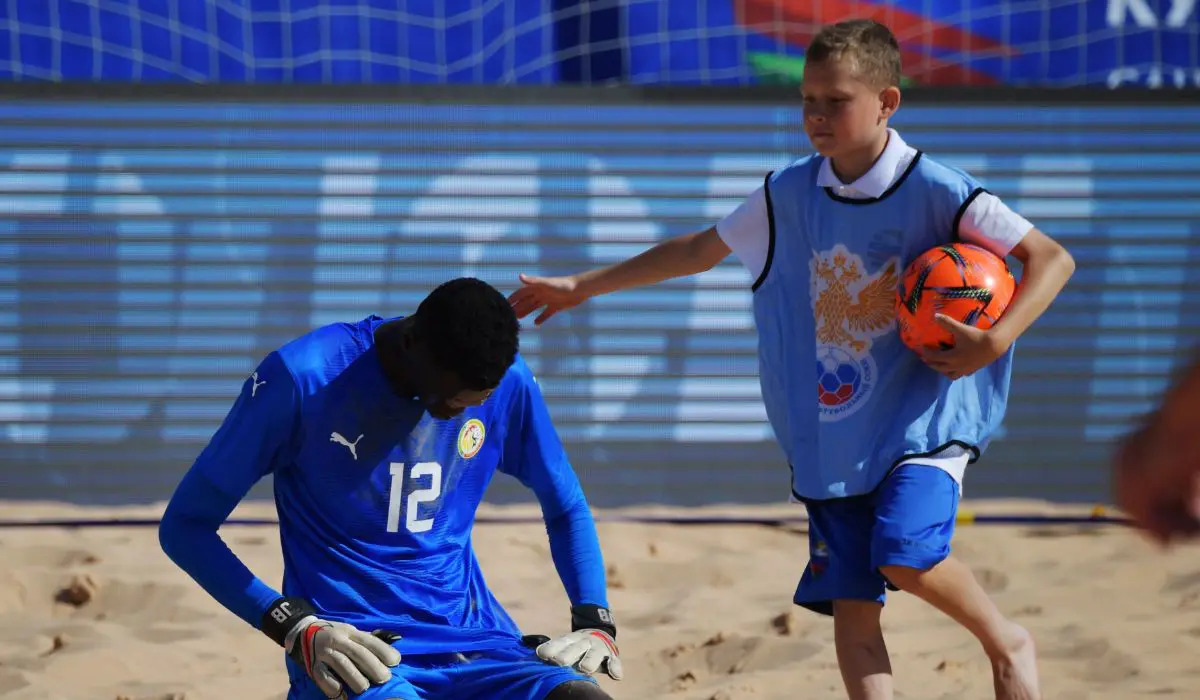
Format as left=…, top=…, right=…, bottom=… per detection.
left=990, top=622, right=1040, bottom=700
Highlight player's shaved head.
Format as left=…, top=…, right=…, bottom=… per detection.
left=413, top=277, right=519, bottom=391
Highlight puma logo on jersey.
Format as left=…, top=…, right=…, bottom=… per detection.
left=248, top=371, right=267, bottom=397
left=330, top=431, right=364, bottom=460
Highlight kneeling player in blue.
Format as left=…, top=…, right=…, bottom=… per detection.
left=159, top=278, right=620, bottom=700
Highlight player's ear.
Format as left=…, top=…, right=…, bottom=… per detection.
left=879, top=85, right=900, bottom=120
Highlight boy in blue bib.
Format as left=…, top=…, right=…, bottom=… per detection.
left=510, top=19, right=1075, bottom=700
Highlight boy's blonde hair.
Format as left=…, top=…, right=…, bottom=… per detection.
left=806, top=19, right=902, bottom=89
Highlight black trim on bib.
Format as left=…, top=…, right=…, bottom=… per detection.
left=952, top=187, right=987, bottom=241
left=752, top=171, right=777, bottom=292
left=887, top=439, right=981, bottom=475
left=823, top=151, right=924, bottom=205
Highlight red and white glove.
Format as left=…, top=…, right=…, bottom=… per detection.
left=533, top=604, right=622, bottom=681
left=262, top=597, right=402, bottom=699
left=285, top=617, right=401, bottom=698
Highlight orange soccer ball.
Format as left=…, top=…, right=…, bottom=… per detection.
left=895, top=243, right=1016, bottom=352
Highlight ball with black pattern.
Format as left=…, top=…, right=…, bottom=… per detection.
left=895, top=242, right=1016, bottom=353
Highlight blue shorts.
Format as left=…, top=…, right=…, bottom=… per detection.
left=794, top=464, right=959, bottom=616
left=287, top=642, right=594, bottom=700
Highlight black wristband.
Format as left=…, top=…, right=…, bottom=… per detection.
left=570, top=604, right=617, bottom=639
left=261, top=596, right=316, bottom=647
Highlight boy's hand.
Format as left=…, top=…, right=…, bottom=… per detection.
left=508, top=273, right=586, bottom=325
left=920, top=314, right=1011, bottom=380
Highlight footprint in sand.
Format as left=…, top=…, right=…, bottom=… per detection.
left=703, top=633, right=763, bottom=674
left=52, top=577, right=209, bottom=626
left=1043, top=626, right=1142, bottom=684
left=55, top=573, right=100, bottom=607
left=7, top=545, right=101, bottom=569
left=134, top=626, right=209, bottom=644
left=621, top=609, right=677, bottom=628
left=0, top=669, right=30, bottom=696
left=113, top=691, right=188, bottom=700
left=1160, top=569, right=1200, bottom=594
left=1084, top=647, right=1141, bottom=684
left=669, top=669, right=697, bottom=691
left=38, top=633, right=68, bottom=657
left=605, top=563, right=625, bottom=590
left=1161, top=570, right=1200, bottom=610
left=659, top=630, right=823, bottom=682
left=770, top=610, right=794, bottom=635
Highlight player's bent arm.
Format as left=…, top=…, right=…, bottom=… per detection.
left=501, top=365, right=609, bottom=609
left=989, top=227, right=1075, bottom=348
left=574, top=226, right=730, bottom=298
left=500, top=364, right=621, bottom=680
left=159, top=351, right=301, bottom=626
left=160, top=353, right=400, bottom=696
left=534, top=494, right=622, bottom=681
left=542, top=497, right=608, bottom=609
left=162, top=483, right=400, bottom=694
left=159, top=470, right=284, bottom=626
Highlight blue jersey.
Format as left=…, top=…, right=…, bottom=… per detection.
left=165, top=315, right=606, bottom=660
left=755, top=153, right=1014, bottom=500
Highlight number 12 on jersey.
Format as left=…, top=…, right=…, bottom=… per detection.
left=386, top=461, right=442, bottom=533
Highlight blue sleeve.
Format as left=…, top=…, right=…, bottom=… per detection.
left=158, top=351, right=300, bottom=629
left=500, top=364, right=608, bottom=609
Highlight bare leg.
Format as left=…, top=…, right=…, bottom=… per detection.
left=880, top=558, right=1039, bottom=700
left=832, top=599, right=893, bottom=700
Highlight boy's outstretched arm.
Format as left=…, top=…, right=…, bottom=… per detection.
left=509, top=226, right=730, bottom=324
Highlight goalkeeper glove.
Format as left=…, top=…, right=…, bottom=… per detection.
left=262, top=597, right=402, bottom=699
left=527, top=604, right=622, bottom=681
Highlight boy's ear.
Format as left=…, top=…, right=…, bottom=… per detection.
left=879, top=86, right=901, bottom=120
